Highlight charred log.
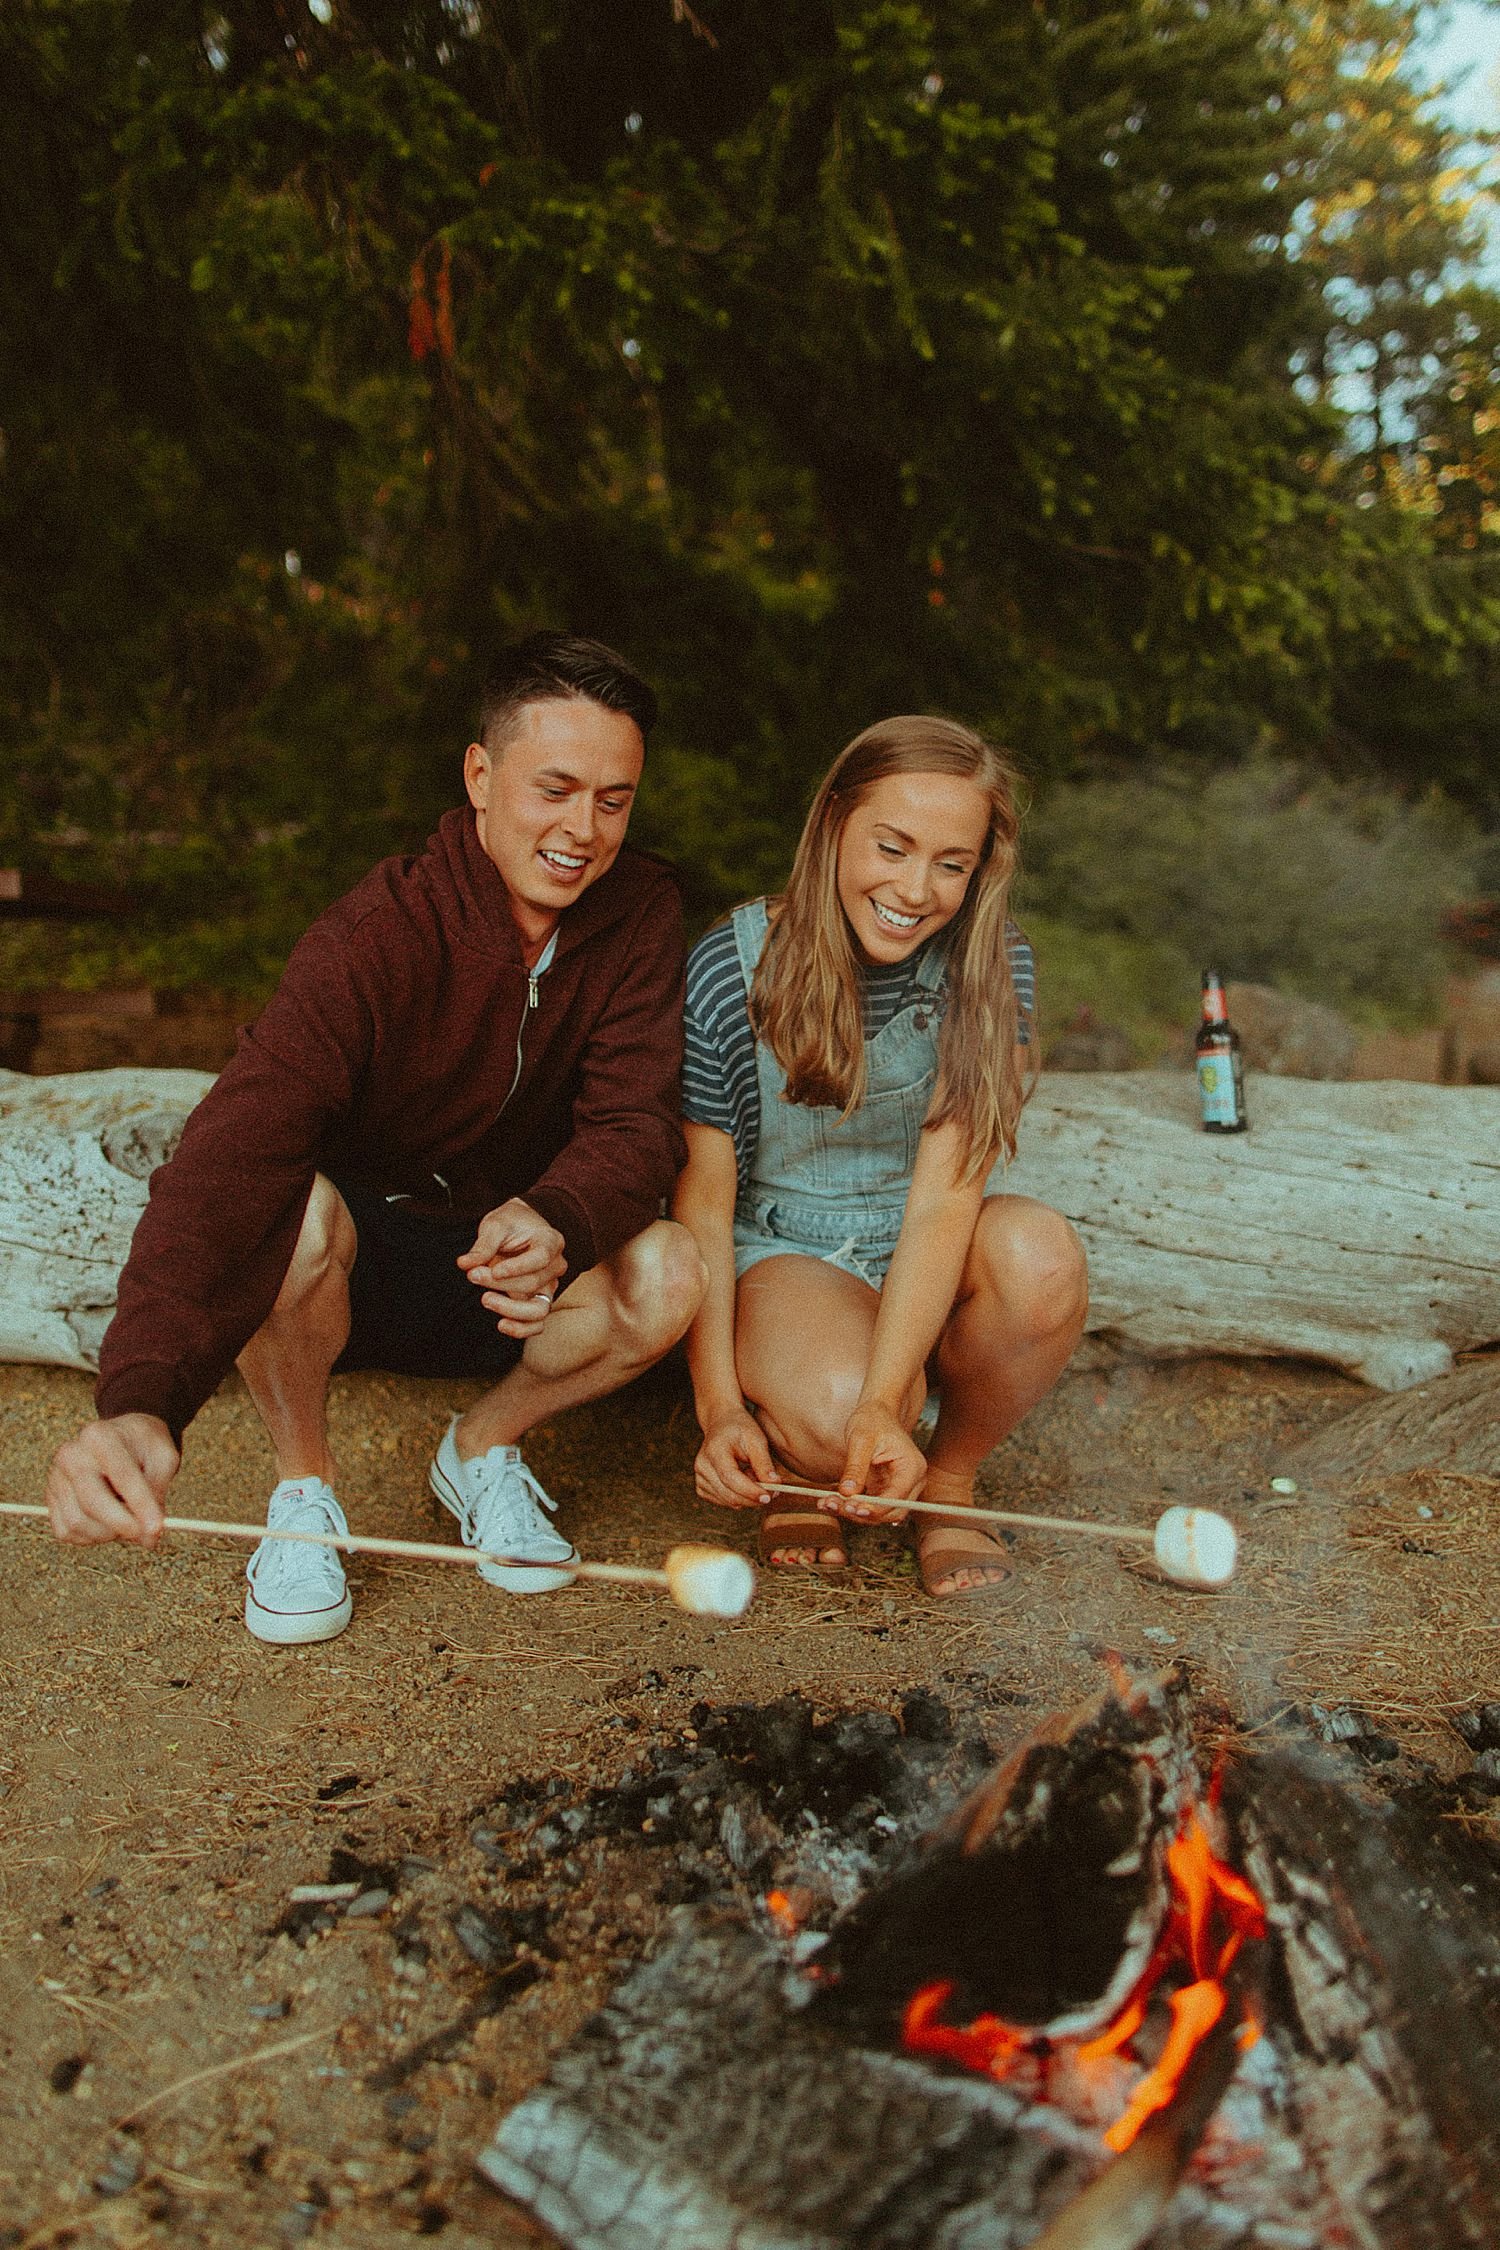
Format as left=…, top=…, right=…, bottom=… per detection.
left=813, top=1675, right=1196, bottom=2043
left=1225, top=1744, right=1500, bottom=2248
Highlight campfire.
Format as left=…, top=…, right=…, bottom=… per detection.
left=481, top=1671, right=1500, bottom=2249
left=897, top=1803, right=1265, bottom=2157
left=799, top=1669, right=1267, bottom=2194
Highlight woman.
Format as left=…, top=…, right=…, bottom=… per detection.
left=673, top=715, right=1088, bottom=1597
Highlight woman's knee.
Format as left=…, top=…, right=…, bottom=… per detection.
left=756, top=1360, right=865, bottom=1479
left=972, top=1196, right=1088, bottom=1337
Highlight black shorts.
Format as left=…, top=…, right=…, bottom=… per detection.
left=329, top=1174, right=524, bottom=1382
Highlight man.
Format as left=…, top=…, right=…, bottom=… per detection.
left=45, top=633, right=703, bottom=1643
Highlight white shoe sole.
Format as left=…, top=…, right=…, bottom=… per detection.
left=427, top=1457, right=577, bottom=1594
left=244, top=1589, right=353, bottom=1645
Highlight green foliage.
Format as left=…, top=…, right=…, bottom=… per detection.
left=0, top=0, right=1496, bottom=986
left=1007, top=911, right=1194, bottom=1059
left=1017, top=754, right=1484, bottom=1032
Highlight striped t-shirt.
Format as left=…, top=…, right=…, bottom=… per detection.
left=683, top=910, right=1036, bottom=1192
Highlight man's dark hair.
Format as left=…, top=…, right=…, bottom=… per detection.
left=478, top=632, right=658, bottom=750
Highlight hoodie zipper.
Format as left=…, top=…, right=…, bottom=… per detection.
left=493, top=926, right=559, bottom=1127
left=497, top=968, right=541, bottom=1120
left=389, top=963, right=538, bottom=1206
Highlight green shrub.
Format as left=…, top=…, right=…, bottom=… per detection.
left=1017, top=755, right=1483, bottom=1031
left=1012, top=913, right=1194, bottom=1061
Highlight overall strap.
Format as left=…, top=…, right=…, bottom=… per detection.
left=914, top=933, right=949, bottom=995
left=730, top=897, right=771, bottom=989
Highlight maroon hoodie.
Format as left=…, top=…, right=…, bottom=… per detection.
left=95, top=808, right=686, bottom=1441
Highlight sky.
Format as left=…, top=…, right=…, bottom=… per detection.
left=1417, top=1, right=1499, bottom=274
left=1418, top=0, right=1500, bottom=135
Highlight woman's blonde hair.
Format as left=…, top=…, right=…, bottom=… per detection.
left=750, top=715, right=1032, bottom=1176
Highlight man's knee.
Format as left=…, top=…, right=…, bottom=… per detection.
left=610, top=1220, right=706, bottom=1356
left=974, top=1196, right=1088, bottom=1338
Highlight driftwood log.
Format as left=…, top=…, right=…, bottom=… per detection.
left=1002, top=1073, right=1500, bottom=1390
left=0, top=1066, right=212, bottom=1368
left=1, top=1067, right=1497, bottom=1390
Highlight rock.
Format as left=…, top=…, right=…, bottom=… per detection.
left=345, top=1888, right=392, bottom=1917
left=1223, top=982, right=1358, bottom=1078
left=1454, top=1706, right=1500, bottom=1753
left=92, top=2136, right=143, bottom=2197
left=1044, top=1007, right=1134, bottom=1073
left=451, top=1903, right=515, bottom=1971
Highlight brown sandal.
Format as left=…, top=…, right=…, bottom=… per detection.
left=758, top=1503, right=850, bottom=1572
left=915, top=1518, right=1012, bottom=1601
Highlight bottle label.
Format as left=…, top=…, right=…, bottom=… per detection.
left=1197, top=1052, right=1243, bottom=1128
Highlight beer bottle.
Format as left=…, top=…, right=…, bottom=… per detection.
left=1196, top=972, right=1248, bottom=1133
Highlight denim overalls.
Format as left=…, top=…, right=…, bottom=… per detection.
left=730, top=897, right=950, bottom=1288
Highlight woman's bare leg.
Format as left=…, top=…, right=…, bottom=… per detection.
left=919, top=1195, right=1088, bottom=1595
left=735, top=1256, right=923, bottom=1565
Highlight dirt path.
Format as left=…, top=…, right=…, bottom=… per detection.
left=1, top=1349, right=1490, bottom=2248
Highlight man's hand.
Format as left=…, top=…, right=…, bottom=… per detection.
left=45, top=1414, right=179, bottom=1547
left=693, top=1407, right=776, bottom=1510
left=458, top=1198, right=568, bottom=1338
left=836, top=1403, right=923, bottom=1521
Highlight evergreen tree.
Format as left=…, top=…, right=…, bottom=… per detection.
left=0, top=0, right=1495, bottom=986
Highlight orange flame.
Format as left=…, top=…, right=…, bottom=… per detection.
left=900, top=1804, right=1265, bottom=2154
left=902, top=1979, right=1029, bottom=2077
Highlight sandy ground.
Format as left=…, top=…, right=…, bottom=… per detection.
left=1, top=1346, right=1494, bottom=2249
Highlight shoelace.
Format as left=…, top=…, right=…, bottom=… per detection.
left=461, top=1453, right=566, bottom=1556
left=248, top=1490, right=348, bottom=1601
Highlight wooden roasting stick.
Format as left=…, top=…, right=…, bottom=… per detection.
left=764, top=1481, right=1239, bottom=1588
left=0, top=1502, right=755, bottom=1618
left=770, top=1480, right=1155, bottom=1545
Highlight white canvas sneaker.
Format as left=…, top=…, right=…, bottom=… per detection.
left=428, top=1419, right=578, bottom=1593
left=244, top=1478, right=354, bottom=1645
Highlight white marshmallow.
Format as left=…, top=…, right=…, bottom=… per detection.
left=1152, top=1506, right=1237, bottom=1588
left=664, top=1545, right=756, bottom=1618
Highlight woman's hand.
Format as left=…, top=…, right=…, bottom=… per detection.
left=694, top=1406, right=776, bottom=1510
left=837, top=1403, right=925, bottom=1519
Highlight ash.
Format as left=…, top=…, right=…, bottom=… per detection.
left=469, top=1688, right=1005, bottom=1934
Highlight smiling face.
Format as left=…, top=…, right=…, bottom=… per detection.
left=834, top=769, right=992, bottom=964
left=463, top=697, right=645, bottom=952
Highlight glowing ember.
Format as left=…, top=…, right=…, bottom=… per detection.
left=902, top=1804, right=1266, bottom=2155
left=764, top=1888, right=805, bottom=1938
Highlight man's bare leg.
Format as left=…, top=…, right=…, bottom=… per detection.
left=454, top=1220, right=706, bottom=1457
left=235, top=1174, right=357, bottom=1485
